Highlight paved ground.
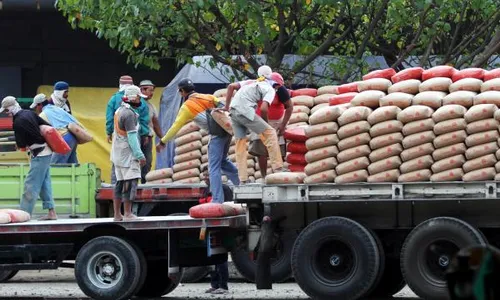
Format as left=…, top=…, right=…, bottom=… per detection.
left=0, top=268, right=419, bottom=299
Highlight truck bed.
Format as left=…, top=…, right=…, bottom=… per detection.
left=96, top=183, right=207, bottom=202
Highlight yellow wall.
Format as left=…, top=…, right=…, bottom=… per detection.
left=37, top=86, right=162, bottom=183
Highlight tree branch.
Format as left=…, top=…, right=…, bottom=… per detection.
left=442, top=2, right=467, bottom=64
left=419, top=35, right=436, bottom=68
left=471, top=27, right=500, bottom=68
left=270, top=3, right=288, bottom=70
left=353, top=0, right=389, bottom=60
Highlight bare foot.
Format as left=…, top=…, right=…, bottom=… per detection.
left=38, top=215, right=57, bottom=221
left=123, top=214, right=142, bottom=221
left=113, top=215, right=123, bottom=222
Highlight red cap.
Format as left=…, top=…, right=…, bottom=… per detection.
left=119, top=75, right=133, bottom=85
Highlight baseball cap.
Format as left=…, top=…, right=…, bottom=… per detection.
left=124, top=85, right=147, bottom=99
left=30, top=93, right=48, bottom=109
left=139, top=80, right=155, bottom=87
left=54, top=81, right=69, bottom=91
left=119, top=75, right=134, bottom=85
left=0, top=96, right=18, bottom=113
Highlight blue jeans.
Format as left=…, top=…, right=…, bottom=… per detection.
left=210, top=261, right=229, bottom=290
left=51, top=132, right=78, bottom=164
left=20, top=154, right=55, bottom=215
left=208, top=135, right=240, bottom=203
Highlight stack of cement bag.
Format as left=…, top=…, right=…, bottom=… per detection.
left=170, top=121, right=202, bottom=184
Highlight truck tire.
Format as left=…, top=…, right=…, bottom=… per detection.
left=231, top=231, right=296, bottom=283
left=291, top=217, right=382, bottom=300
left=75, top=236, right=142, bottom=300
left=0, top=270, right=18, bottom=282
left=367, top=256, right=405, bottom=297
left=401, top=217, right=487, bottom=300
left=135, top=259, right=182, bottom=298
left=181, top=266, right=211, bottom=283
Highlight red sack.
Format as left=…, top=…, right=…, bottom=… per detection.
left=338, top=82, right=359, bottom=94
left=287, top=142, right=308, bottom=154
left=286, top=153, right=307, bottom=165
left=391, top=67, right=424, bottom=83
left=329, top=92, right=357, bottom=105
left=189, top=203, right=235, bottom=218
left=452, top=68, right=485, bottom=82
left=288, top=164, right=306, bottom=172
left=39, top=125, right=71, bottom=154
left=484, top=69, right=500, bottom=81
left=290, top=88, right=318, bottom=97
left=363, top=68, right=396, bottom=81
left=0, top=209, right=30, bottom=223
left=422, top=66, right=457, bottom=81
left=284, top=127, right=308, bottom=142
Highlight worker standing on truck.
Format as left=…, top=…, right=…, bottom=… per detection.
left=106, top=75, right=150, bottom=184
left=110, top=85, right=147, bottom=221
left=223, top=72, right=289, bottom=184
left=48, top=81, right=72, bottom=114
left=156, top=78, right=240, bottom=203
left=30, top=93, right=81, bottom=164
left=138, top=80, right=163, bottom=184
left=0, top=96, right=57, bottom=220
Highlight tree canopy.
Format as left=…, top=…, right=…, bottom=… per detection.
left=56, top=0, right=500, bottom=83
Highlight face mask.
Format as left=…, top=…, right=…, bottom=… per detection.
left=7, top=104, right=21, bottom=115
left=129, top=100, right=142, bottom=108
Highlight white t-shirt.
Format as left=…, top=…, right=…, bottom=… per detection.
left=230, top=81, right=276, bottom=121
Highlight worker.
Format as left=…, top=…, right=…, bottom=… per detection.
left=106, top=75, right=150, bottom=184
left=110, top=85, right=146, bottom=221
left=224, top=72, right=289, bottom=184
left=30, top=93, right=81, bottom=164
left=48, top=81, right=72, bottom=114
left=0, top=96, right=57, bottom=220
left=139, top=80, right=163, bottom=183
left=156, top=78, right=240, bottom=203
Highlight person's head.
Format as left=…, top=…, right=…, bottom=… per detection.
left=54, top=81, right=69, bottom=100
left=123, top=85, right=146, bottom=108
left=201, top=165, right=209, bottom=185
left=139, top=80, right=155, bottom=100
left=267, top=72, right=285, bottom=88
left=30, top=93, right=50, bottom=114
left=119, top=75, right=134, bottom=91
left=0, top=96, right=21, bottom=116
left=178, top=78, right=195, bottom=98
left=257, top=65, right=272, bottom=78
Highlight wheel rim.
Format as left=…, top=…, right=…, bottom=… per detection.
left=311, top=238, right=356, bottom=286
left=86, top=251, right=124, bottom=289
left=418, top=240, right=459, bottom=285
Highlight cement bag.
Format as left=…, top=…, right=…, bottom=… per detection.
left=176, top=140, right=203, bottom=156
left=496, top=161, right=500, bottom=173
left=430, top=168, right=464, bottom=182
left=201, top=144, right=208, bottom=154
left=0, top=212, right=10, bottom=224
left=335, top=169, right=369, bottom=183
left=40, top=125, right=70, bottom=154
left=452, top=68, right=485, bottom=82
left=214, top=88, right=227, bottom=98
left=466, top=119, right=499, bottom=134
left=293, top=105, right=311, bottom=114
left=402, top=131, right=436, bottom=148
left=400, top=155, right=434, bottom=174
left=497, top=149, right=500, bottom=160
left=189, top=203, right=235, bottom=218
left=265, top=172, right=306, bottom=184
left=291, top=88, right=318, bottom=97
left=304, top=157, right=338, bottom=176
left=363, top=68, right=396, bottom=81
left=412, top=91, right=446, bottom=109
left=289, top=112, right=309, bottom=124
left=147, top=178, right=173, bottom=184
left=311, top=103, right=330, bottom=115
left=401, top=143, right=435, bottom=162
left=463, top=167, right=496, bottom=182
left=391, top=67, right=424, bottom=83
left=480, top=78, right=500, bottom=92
left=350, top=90, right=385, bottom=108
left=368, top=156, right=402, bottom=175
left=398, top=169, right=432, bottom=182
left=175, top=131, right=202, bottom=147
left=496, top=173, right=500, bottom=181
left=432, top=105, right=467, bottom=122
left=369, top=120, right=403, bottom=137
left=177, top=121, right=200, bottom=136
left=318, top=85, right=339, bottom=95
left=292, top=95, right=314, bottom=107
left=305, top=146, right=339, bottom=163
left=337, top=121, right=371, bottom=139
left=229, top=145, right=236, bottom=155
left=177, top=177, right=201, bottom=184
left=338, top=82, right=360, bottom=94
left=289, top=164, right=306, bottom=173
left=431, top=154, right=465, bottom=173
left=175, top=150, right=202, bottom=164
left=173, top=159, right=202, bottom=173
left=449, top=78, right=483, bottom=93
left=338, top=106, right=373, bottom=126
left=419, top=77, right=452, bottom=92
left=433, top=130, right=467, bottom=149
left=496, top=110, right=500, bottom=121
left=329, top=93, right=357, bottom=106
left=305, top=122, right=338, bottom=138
left=473, top=91, right=500, bottom=106
left=432, top=143, right=467, bottom=161
left=388, top=80, right=421, bottom=95
left=464, top=104, right=498, bottom=123
left=287, top=153, right=307, bottom=165
left=314, top=94, right=336, bottom=105
left=402, top=119, right=435, bottom=136
left=434, top=118, right=467, bottom=135
left=306, top=134, right=339, bottom=150
left=211, top=110, right=233, bottom=135
left=422, top=66, right=457, bottom=81
left=337, top=132, right=370, bottom=151
left=484, top=69, right=500, bottom=81
left=369, top=143, right=403, bottom=162
left=463, top=154, right=497, bottom=173
left=202, top=154, right=209, bottom=163
left=337, top=145, right=371, bottom=163
left=284, top=127, right=308, bottom=142
left=287, top=122, right=309, bottom=129
left=309, top=105, right=344, bottom=125
left=145, top=168, right=174, bottom=181
left=288, top=142, right=308, bottom=154
left=358, top=78, right=392, bottom=92
left=304, top=170, right=337, bottom=184
left=0, top=209, right=30, bottom=223
left=336, top=156, right=370, bottom=175
left=367, top=106, right=401, bottom=125
left=67, top=123, right=93, bottom=144
left=202, top=135, right=210, bottom=145
left=465, top=142, right=499, bottom=160
left=466, top=130, right=499, bottom=147
left=172, top=168, right=201, bottom=181
left=368, top=169, right=400, bottom=183
left=370, top=132, right=404, bottom=150
left=379, top=92, right=413, bottom=108
left=398, top=105, right=434, bottom=124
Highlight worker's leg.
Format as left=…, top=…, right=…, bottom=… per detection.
left=113, top=180, right=124, bottom=221
left=123, top=179, right=140, bottom=220
left=209, top=266, right=220, bottom=290
left=140, top=136, right=153, bottom=184
left=219, top=135, right=240, bottom=186
left=208, top=135, right=225, bottom=203
left=20, top=155, right=47, bottom=215
left=230, top=112, right=250, bottom=183
left=110, top=164, right=117, bottom=184
left=39, top=155, right=57, bottom=220
left=217, top=261, right=229, bottom=290
left=50, top=133, right=77, bottom=164
left=258, top=155, right=269, bottom=177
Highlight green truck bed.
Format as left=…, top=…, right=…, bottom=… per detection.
left=0, top=163, right=100, bottom=218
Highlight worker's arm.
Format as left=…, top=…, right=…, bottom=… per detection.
left=260, top=84, right=276, bottom=123
left=138, top=99, right=150, bottom=137
left=279, top=99, right=293, bottom=135
left=121, top=110, right=145, bottom=161
left=152, top=114, right=163, bottom=138
left=159, top=104, right=195, bottom=144
left=105, top=95, right=118, bottom=136
left=223, top=82, right=241, bottom=111
left=260, top=101, right=269, bottom=122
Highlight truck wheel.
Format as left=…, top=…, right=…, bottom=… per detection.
left=75, top=236, right=142, bottom=300
left=367, top=256, right=405, bottom=297
left=401, top=217, right=486, bottom=300
left=181, top=266, right=211, bottom=283
left=231, top=231, right=295, bottom=283
left=135, top=259, right=183, bottom=298
left=0, top=270, right=18, bottom=282
left=291, top=217, right=382, bottom=300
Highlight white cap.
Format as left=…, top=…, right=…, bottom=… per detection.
left=124, top=85, right=147, bottom=100
left=257, top=65, right=272, bottom=77
left=30, top=93, right=48, bottom=109
left=0, top=96, right=18, bottom=113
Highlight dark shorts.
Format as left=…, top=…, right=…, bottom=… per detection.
left=114, top=179, right=139, bottom=201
